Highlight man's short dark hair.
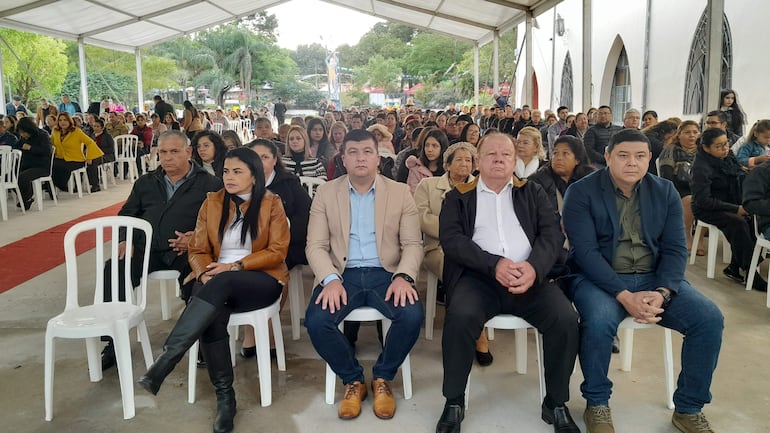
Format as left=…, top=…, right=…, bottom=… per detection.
left=706, top=110, right=728, bottom=123
left=557, top=105, right=569, bottom=113
left=154, top=95, right=162, bottom=101
left=607, top=128, right=650, bottom=153
left=341, top=129, right=377, bottom=154
left=598, top=105, right=612, bottom=112
left=457, top=114, right=474, bottom=124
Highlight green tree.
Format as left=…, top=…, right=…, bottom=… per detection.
left=405, top=33, right=472, bottom=80
left=292, top=43, right=328, bottom=77
left=0, top=29, right=68, bottom=104
left=353, top=55, right=402, bottom=93
left=456, top=29, right=518, bottom=97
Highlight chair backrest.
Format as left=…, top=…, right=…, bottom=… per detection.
left=0, top=147, right=22, bottom=186
left=228, top=120, right=242, bottom=133
left=63, top=216, right=153, bottom=311
left=241, top=118, right=251, bottom=130
left=114, top=135, right=139, bottom=159
left=211, top=123, right=223, bottom=134
left=754, top=215, right=763, bottom=240
left=299, top=176, right=326, bottom=198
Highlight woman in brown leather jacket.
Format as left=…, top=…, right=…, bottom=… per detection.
left=139, top=147, right=289, bottom=433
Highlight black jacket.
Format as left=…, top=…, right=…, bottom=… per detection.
left=691, top=149, right=745, bottom=219
left=267, top=169, right=311, bottom=269
left=153, top=100, right=175, bottom=123
left=15, top=130, right=52, bottom=172
left=439, top=177, right=564, bottom=298
left=528, top=163, right=595, bottom=213
left=119, top=162, right=222, bottom=267
left=584, top=123, right=622, bottom=166
left=743, top=161, right=770, bottom=235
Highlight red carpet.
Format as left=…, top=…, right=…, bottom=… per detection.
left=0, top=202, right=125, bottom=294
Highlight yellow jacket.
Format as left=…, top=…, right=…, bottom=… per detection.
left=52, top=128, right=103, bottom=162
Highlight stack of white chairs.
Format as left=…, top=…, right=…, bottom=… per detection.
left=114, top=135, right=139, bottom=182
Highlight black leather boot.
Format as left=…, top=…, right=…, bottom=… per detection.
left=138, top=297, right=218, bottom=395
left=200, top=338, right=236, bottom=433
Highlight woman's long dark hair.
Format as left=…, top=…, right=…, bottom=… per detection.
left=306, top=117, right=330, bottom=154
left=552, top=135, right=595, bottom=180
left=191, top=130, right=228, bottom=176
left=719, top=88, right=745, bottom=135
left=217, top=147, right=266, bottom=245
left=183, top=100, right=199, bottom=119
left=247, top=138, right=287, bottom=172
left=418, top=127, right=449, bottom=176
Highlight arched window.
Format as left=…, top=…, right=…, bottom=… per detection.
left=609, top=47, right=630, bottom=124
left=560, top=52, right=573, bottom=111
left=683, top=10, right=733, bottom=114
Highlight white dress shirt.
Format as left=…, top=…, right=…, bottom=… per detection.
left=472, top=177, right=532, bottom=263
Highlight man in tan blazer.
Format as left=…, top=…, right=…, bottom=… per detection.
left=305, top=128, right=424, bottom=421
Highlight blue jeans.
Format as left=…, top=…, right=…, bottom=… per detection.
left=304, top=267, right=424, bottom=384
left=572, top=273, right=723, bottom=413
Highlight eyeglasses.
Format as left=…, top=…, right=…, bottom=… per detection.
left=711, top=144, right=729, bottom=150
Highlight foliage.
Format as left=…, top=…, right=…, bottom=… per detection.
left=0, top=29, right=68, bottom=105
left=271, top=77, right=322, bottom=109
left=456, top=29, right=518, bottom=97
left=292, top=43, right=328, bottom=77
left=341, top=89, right=368, bottom=108
left=353, top=55, right=403, bottom=93
left=61, top=70, right=135, bottom=106
left=404, top=33, right=472, bottom=80
left=341, top=33, right=407, bottom=67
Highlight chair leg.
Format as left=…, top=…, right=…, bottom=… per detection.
left=271, top=313, right=286, bottom=371
left=514, top=328, right=528, bottom=374
left=746, top=244, right=762, bottom=291
left=325, top=363, right=336, bottom=404
left=620, top=328, right=635, bottom=372
left=254, top=319, right=273, bottom=407
left=535, top=332, right=545, bottom=403
left=33, top=180, right=44, bottom=211
left=289, top=272, right=302, bottom=341
left=159, top=280, right=170, bottom=321
left=47, top=180, right=57, bottom=205
left=112, top=326, right=136, bottom=419
left=706, top=229, right=719, bottom=279
left=188, top=341, right=198, bottom=404
left=137, top=321, right=154, bottom=369
left=721, top=231, right=731, bottom=263
left=44, top=333, right=55, bottom=421
left=663, top=329, right=675, bottom=410
left=425, top=272, right=437, bottom=340
left=689, top=225, right=702, bottom=265
left=401, top=355, right=413, bottom=399
left=85, top=337, right=103, bottom=382
left=0, top=192, right=8, bottom=221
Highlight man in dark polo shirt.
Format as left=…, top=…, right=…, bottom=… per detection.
left=562, top=129, right=724, bottom=433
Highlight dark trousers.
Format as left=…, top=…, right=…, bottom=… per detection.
left=18, top=167, right=49, bottom=202
left=51, top=159, right=85, bottom=191
left=442, top=271, right=579, bottom=406
left=102, top=249, right=192, bottom=303
left=85, top=157, right=103, bottom=190
left=192, top=271, right=282, bottom=343
left=696, top=210, right=756, bottom=269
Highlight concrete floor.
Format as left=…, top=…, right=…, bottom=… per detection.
left=1, top=183, right=769, bottom=433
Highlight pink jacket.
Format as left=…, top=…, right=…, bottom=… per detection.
left=406, top=155, right=434, bottom=194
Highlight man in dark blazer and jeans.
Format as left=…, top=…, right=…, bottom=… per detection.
left=563, top=129, right=723, bottom=433
left=435, top=131, right=580, bottom=433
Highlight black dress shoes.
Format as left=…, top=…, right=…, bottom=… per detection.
left=541, top=402, right=581, bottom=433
left=101, top=340, right=116, bottom=371
left=436, top=404, right=464, bottom=433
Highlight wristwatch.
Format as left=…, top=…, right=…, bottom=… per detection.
left=393, top=273, right=416, bottom=287
left=229, top=261, right=243, bottom=272
left=654, top=288, right=672, bottom=308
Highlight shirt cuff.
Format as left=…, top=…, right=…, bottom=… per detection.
left=322, top=273, right=341, bottom=286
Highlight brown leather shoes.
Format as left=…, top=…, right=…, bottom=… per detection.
left=338, top=381, right=367, bottom=420
left=371, top=378, right=396, bottom=419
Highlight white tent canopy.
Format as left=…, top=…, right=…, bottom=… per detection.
left=0, top=0, right=564, bottom=109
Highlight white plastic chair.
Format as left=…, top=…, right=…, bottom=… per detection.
left=0, top=147, right=24, bottom=220
left=31, top=145, right=58, bottom=211
left=745, top=217, right=770, bottom=304
left=299, top=176, right=325, bottom=198
left=187, top=296, right=285, bottom=407
left=241, top=118, right=252, bottom=141
left=689, top=220, right=731, bottom=278
left=67, top=163, right=90, bottom=198
left=211, top=123, right=223, bottom=134
left=148, top=270, right=181, bottom=321
left=114, top=135, right=139, bottom=182
left=288, top=265, right=305, bottom=340
left=466, top=314, right=544, bottom=409
left=44, top=216, right=154, bottom=420
left=617, top=317, right=675, bottom=409
left=424, top=270, right=438, bottom=340
left=99, top=159, right=117, bottom=190
left=325, top=307, right=413, bottom=404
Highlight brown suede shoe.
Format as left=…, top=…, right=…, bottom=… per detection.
left=584, top=405, right=615, bottom=433
left=371, top=378, right=396, bottom=419
left=338, top=381, right=367, bottom=420
left=672, top=411, right=715, bottom=433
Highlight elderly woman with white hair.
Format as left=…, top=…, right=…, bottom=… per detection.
left=414, top=142, right=494, bottom=366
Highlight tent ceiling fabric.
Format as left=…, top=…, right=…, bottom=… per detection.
left=0, top=0, right=560, bottom=52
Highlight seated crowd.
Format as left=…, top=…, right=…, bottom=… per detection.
left=8, top=89, right=770, bottom=433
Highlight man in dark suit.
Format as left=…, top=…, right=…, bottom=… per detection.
left=152, top=95, right=175, bottom=123
left=562, top=129, right=723, bottom=433
left=435, top=131, right=580, bottom=433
